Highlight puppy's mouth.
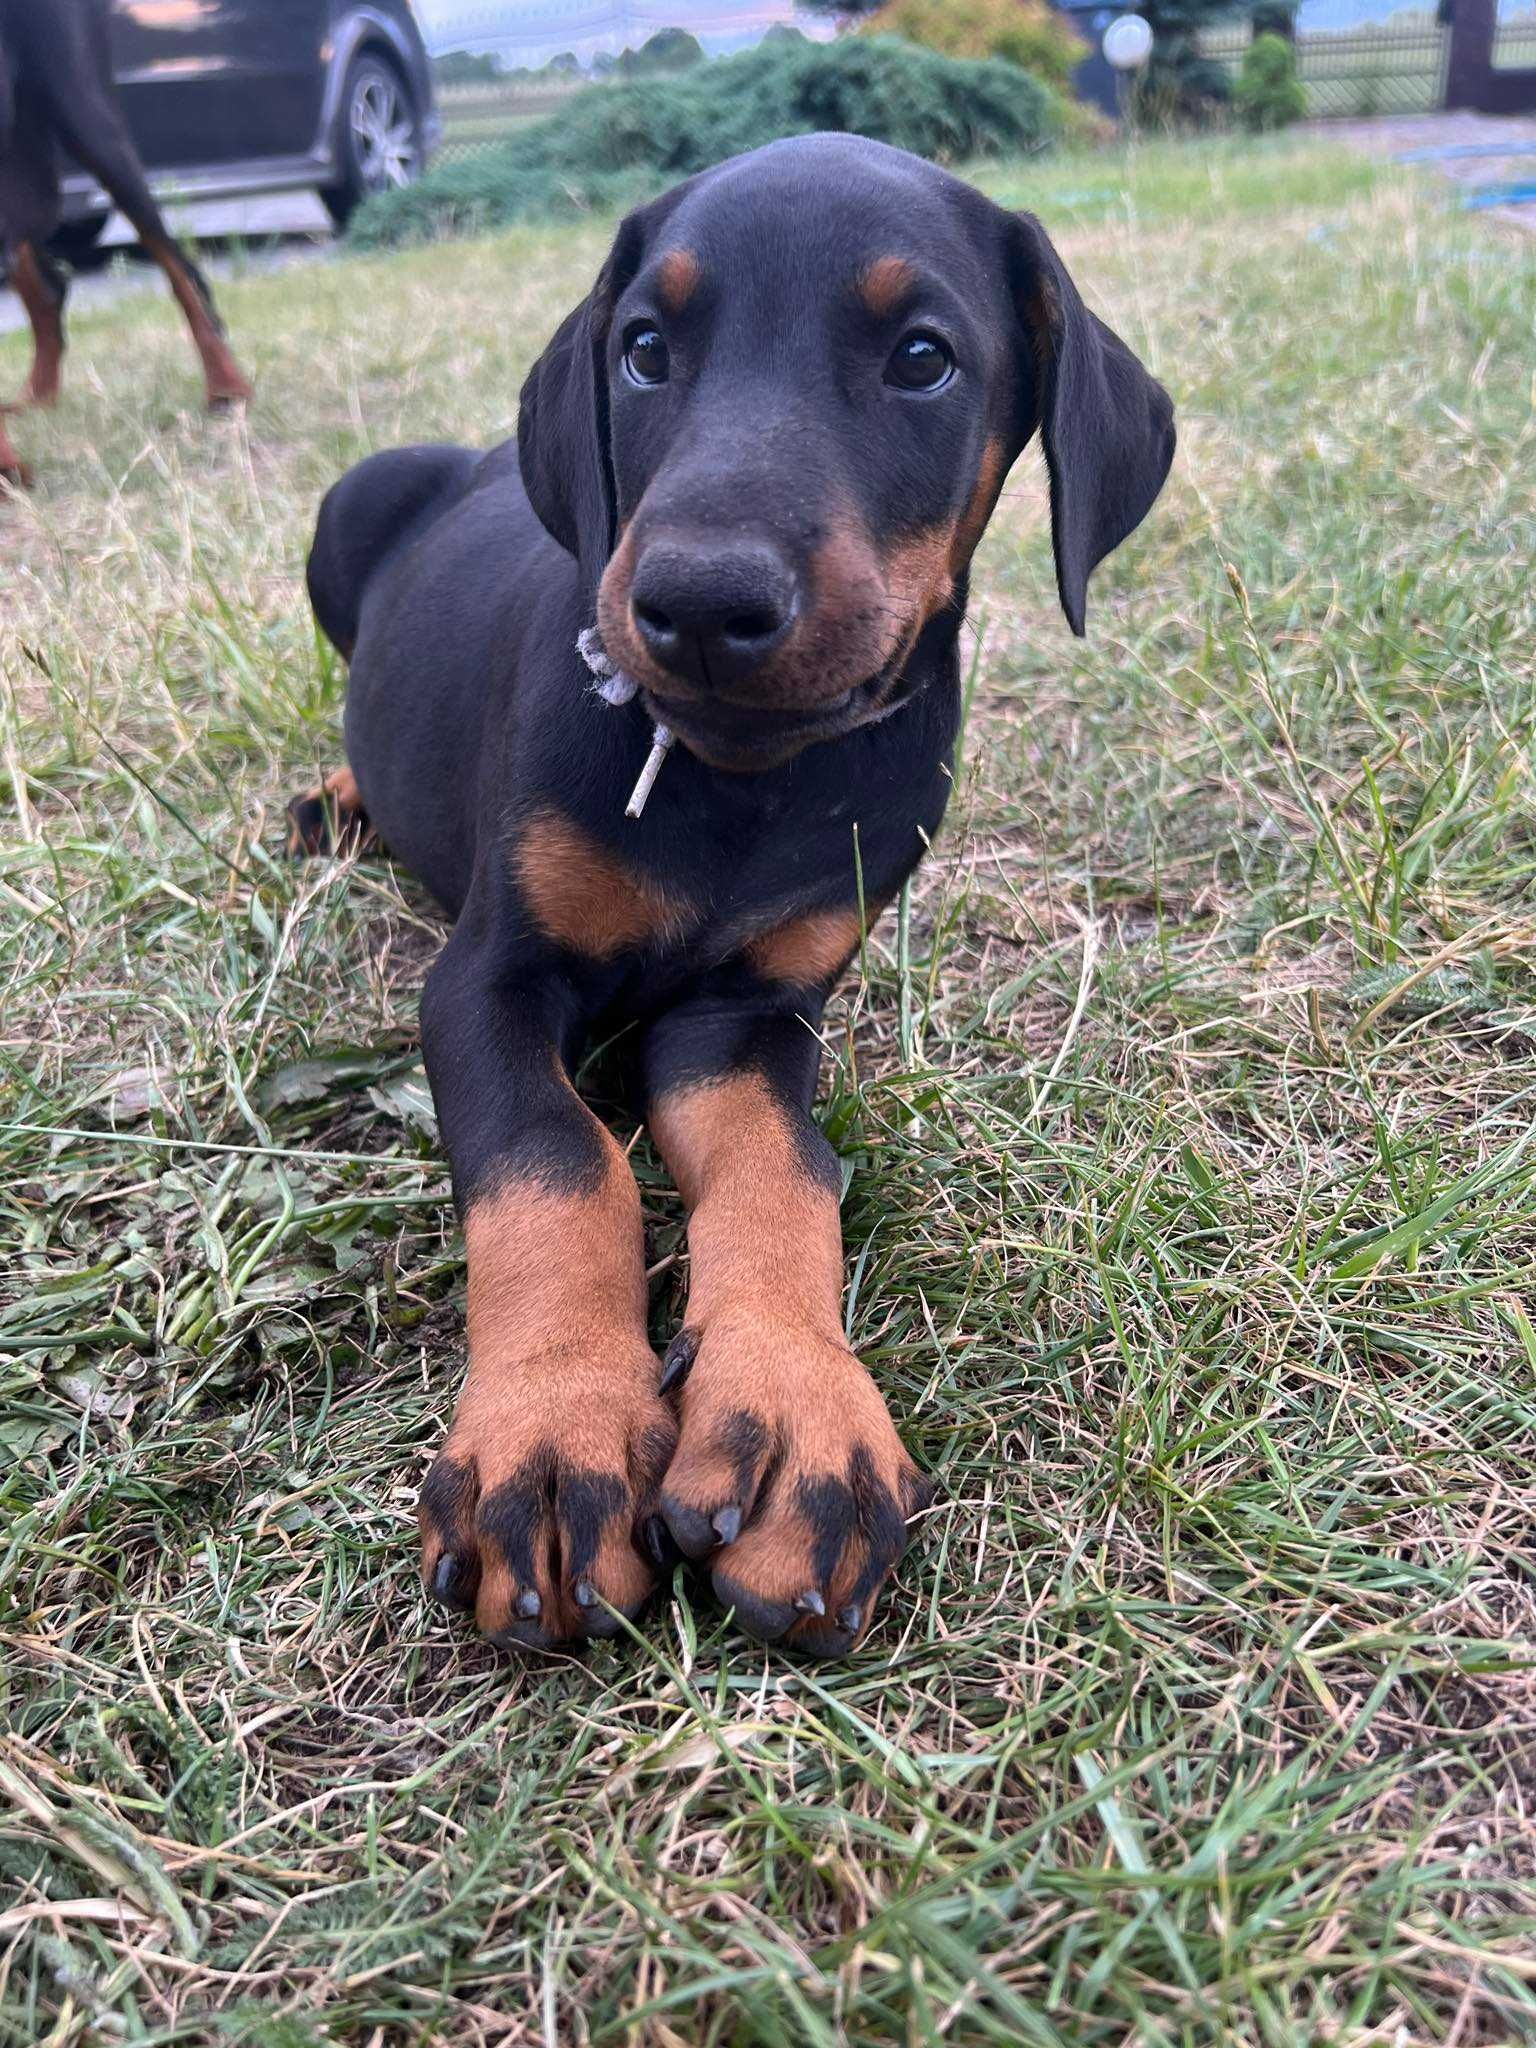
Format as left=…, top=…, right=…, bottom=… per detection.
left=642, top=671, right=903, bottom=773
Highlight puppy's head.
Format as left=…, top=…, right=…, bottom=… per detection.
left=518, top=134, right=1174, bottom=771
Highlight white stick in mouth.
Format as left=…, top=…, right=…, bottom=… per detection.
left=576, top=625, right=675, bottom=818
left=625, top=725, right=674, bottom=819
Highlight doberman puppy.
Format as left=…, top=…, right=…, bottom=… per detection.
left=0, top=0, right=250, bottom=487
left=302, top=134, right=1175, bottom=1658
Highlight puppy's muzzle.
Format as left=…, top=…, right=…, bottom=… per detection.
left=628, top=536, right=798, bottom=694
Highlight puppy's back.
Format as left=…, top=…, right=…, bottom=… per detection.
left=307, top=444, right=480, bottom=661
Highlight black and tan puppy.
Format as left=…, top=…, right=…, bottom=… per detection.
left=301, top=134, right=1174, bottom=1658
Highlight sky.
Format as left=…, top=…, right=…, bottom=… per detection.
left=415, top=0, right=825, bottom=60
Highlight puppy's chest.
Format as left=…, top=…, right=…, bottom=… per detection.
left=510, top=805, right=891, bottom=985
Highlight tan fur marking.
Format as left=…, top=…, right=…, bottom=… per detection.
left=884, top=526, right=956, bottom=644
left=747, top=905, right=866, bottom=989
left=464, top=1132, right=647, bottom=1374
left=650, top=1073, right=926, bottom=1648
left=420, top=1123, right=669, bottom=1643
left=651, top=1073, right=844, bottom=1336
left=857, top=255, right=917, bottom=320
left=951, top=437, right=1006, bottom=572
left=324, top=764, right=361, bottom=812
left=656, top=246, right=702, bottom=314
left=146, top=235, right=252, bottom=408
left=10, top=246, right=64, bottom=408
left=515, top=808, right=695, bottom=959
left=287, top=762, right=371, bottom=856
left=597, top=483, right=956, bottom=739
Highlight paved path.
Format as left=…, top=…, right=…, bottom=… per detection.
left=0, top=192, right=335, bottom=337
left=1318, top=111, right=1536, bottom=233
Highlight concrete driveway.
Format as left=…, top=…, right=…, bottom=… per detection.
left=1321, top=112, right=1536, bottom=234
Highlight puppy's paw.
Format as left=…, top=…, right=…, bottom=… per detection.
left=658, top=1317, right=932, bottom=1658
left=419, top=1340, right=676, bottom=1651
left=285, top=766, right=370, bottom=858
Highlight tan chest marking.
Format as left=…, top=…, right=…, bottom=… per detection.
left=746, top=905, right=868, bottom=989
left=514, top=809, right=696, bottom=960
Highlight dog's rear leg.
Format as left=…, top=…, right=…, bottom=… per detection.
left=7, top=242, right=68, bottom=409
left=1, top=86, right=68, bottom=417
left=144, top=233, right=253, bottom=411
left=46, top=97, right=251, bottom=411
left=286, top=765, right=372, bottom=857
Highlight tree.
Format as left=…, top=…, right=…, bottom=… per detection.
left=1234, top=29, right=1305, bottom=126
left=433, top=50, right=502, bottom=86
left=1129, top=0, right=1244, bottom=120
left=617, top=28, right=706, bottom=76
left=857, top=0, right=1085, bottom=92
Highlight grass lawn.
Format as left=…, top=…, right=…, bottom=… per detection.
left=3, top=135, right=1536, bottom=2043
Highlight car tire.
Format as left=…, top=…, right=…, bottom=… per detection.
left=321, top=53, right=421, bottom=229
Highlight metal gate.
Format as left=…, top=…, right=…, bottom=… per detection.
left=1446, top=0, right=1536, bottom=113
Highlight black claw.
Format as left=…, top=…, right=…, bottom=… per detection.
left=660, top=1492, right=720, bottom=1561
left=574, top=1578, right=598, bottom=1608
left=516, top=1587, right=542, bottom=1619
left=794, top=1589, right=826, bottom=1617
left=645, top=1514, right=677, bottom=1568
left=489, top=1619, right=555, bottom=1654
left=713, top=1570, right=796, bottom=1644
left=838, top=1603, right=864, bottom=1634
left=658, top=1327, right=699, bottom=1397
left=903, top=1467, right=938, bottom=1517
left=784, top=1619, right=855, bottom=1660
left=712, top=1504, right=742, bottom=1546
left=431, top=1554, right=464, bottom=1605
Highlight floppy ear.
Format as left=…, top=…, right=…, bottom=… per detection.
left=1007, top=212, right=1176, bottom=636
left=517, top=256, right=621, bottom=600
left=518, top=184, right=697, bottom=606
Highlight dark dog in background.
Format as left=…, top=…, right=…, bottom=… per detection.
left=299, top=134, right=1174, bottom=1659
left=0, top=0, right=250, bottom=487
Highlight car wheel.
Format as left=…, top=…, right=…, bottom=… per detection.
left=321, top=54, right=420, bottom=229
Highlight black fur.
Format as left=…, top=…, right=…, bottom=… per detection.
left=308, top=138, right=1174, bottom=1647
left=309, top=138, right=1172, bottom=1221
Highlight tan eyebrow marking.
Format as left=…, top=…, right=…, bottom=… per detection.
left=857, top=255, right=917, bottom=319
left=656, top=247, right=702, bottom=314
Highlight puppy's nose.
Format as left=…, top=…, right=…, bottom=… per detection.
left=629, top=538, right=796, bottom=690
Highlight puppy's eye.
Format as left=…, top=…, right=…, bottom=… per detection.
left=623, top=326, right=670, bottom=386
left=885, top=332, right=955, bottom=393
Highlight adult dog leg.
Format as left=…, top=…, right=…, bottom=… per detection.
left=7, top=241, right=67, bottom=408
left=644, top=1002, right=931, bottom=1658
left=415, top=921, right=676, bottom=1649
left=1, top=78, right=66, bottom=447
left=44, top=89, right=250, bottom=409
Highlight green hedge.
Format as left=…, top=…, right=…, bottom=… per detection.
left=354, top=36, right=1065, bottom=249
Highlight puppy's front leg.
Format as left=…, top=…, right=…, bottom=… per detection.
left=644, top=1002, right=931, bottom=1658
left=416, top=925, right=675, bottom=1650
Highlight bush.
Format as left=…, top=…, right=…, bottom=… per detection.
left=618, top=28, right=705, bottom=76
left=354, top=36, right=1067, bottom=248
left=1234, top=31, right=1306, bottom=130
left=1124, top=0, right=1236, bottom=127
left=857, top=0, right=1084, bottom=93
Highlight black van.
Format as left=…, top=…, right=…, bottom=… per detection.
left=57, top=0, right=439, bottom=250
